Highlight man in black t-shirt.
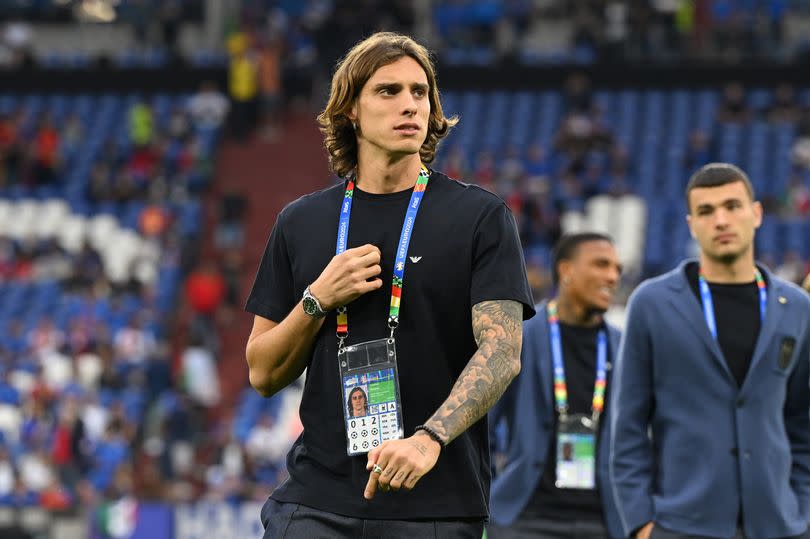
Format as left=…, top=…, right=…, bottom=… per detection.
left=611, top=163, right=810, bottom=539
left=245, top=32, right=534, bottom=538
left=489, top=233, right=624, bottom=539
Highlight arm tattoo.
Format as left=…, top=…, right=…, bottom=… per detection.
left=425, top=300, right=522, bottom=445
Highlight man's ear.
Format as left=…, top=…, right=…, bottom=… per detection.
left=686, top=214, right=696, bottom=239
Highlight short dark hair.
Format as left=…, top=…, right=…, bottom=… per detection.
left=552, top=232, right=614, bottom=285
left=685, top=163, right=755, bottom=212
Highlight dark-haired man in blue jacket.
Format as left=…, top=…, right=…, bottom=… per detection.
left=610, top=163, right=810, bottom=539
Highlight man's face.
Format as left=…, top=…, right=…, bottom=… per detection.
left=349, top=56, right=430, bottom=160
left=686, top=180, right=762, bottom=265
left=559, top=240, right=621, bottom=313
left=351, top=391, right=366, bottom=414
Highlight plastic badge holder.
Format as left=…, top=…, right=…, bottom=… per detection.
left=555, top=413, right=597, bottom=490
left=339, top=338, right=404, bottom=456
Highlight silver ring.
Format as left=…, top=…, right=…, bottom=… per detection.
left=372, top=464, right=383, bottom=475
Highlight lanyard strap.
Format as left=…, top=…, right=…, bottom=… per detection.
left=335, top=166, right=430, bottom=346
left=698, top=268, right=767, bottom=341
left=547, top=301, right=608, bottom=422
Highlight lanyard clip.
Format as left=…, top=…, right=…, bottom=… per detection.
left=387, top=316, right=398, bottom=341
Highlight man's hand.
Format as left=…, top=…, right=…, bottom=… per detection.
left=363, top=432, right=440, bottom=500
left=310, top=244, right=382, bottom=311
left=636, top=522, right=654, bottom=539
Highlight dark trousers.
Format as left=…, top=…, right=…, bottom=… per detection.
left=487, top=514, right=609, bottom=539
left=260, top=498, right=484, bottom=539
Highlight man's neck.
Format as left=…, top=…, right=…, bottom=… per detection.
left=553, top=294, right=602, bottom=327
left=355, top=148, right=423, bottom=194
left=699, top=251, right=757, bottom=283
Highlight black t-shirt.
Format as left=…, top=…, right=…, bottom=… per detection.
left=686, top=262, right=764, bottom=387
left=246, top=170, right=535, bottom=520
left=530, top=321, right=605, bottom=519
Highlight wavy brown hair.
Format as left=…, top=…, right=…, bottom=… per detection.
left=317, top=32, right=458, bottom=178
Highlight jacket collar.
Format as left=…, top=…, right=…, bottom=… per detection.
left=665, top=259, right=788, bottom=390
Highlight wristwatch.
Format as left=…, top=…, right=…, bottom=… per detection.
left=302, top=286, right=327, bottom=318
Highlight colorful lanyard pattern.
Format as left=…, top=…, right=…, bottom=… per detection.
left=698, top=268, right=767, bottom=341
left=547, top=301, right=608, bottom=421
left=335, top=166, right=430, bottom=346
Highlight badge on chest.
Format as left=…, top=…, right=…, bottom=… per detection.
left=340, top=338, right=404, bottom=456
left=555, top=413, right=597, bottom=490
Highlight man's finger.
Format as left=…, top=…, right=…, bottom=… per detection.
left=350, top=244, right=381, bottom=258
left=364, top=470, right=379, bottom=500
left=364, top=447, right=389, bottom=499
left=358, top=264, right=382, bottom=281
left=366, top=445, right=383, bottom=471
left=355, top=249, right=381, bottom=267
left=389, top=467, right=412, bottom=491
left=403, top=473, right=422, bottom=490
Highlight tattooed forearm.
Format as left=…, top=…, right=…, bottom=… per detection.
left=424, top=300, right=522, bottom=445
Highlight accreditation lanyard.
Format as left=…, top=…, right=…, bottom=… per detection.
left=334, top=166, right=430, bottom=348
left=698, top=268, right=767, bottom=341
left=547, top=301, right=607, bottom=423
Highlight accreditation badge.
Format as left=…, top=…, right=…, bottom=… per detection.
left=555, top=413, right=597, bottom=490
left=339, top=338, right=404, bottom=456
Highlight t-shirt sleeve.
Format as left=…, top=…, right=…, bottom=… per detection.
left=245, top=210, right=297, bottom=322
left=470, top=202, right=536, bottom=320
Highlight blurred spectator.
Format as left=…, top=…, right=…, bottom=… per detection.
left=793, top=109, right=810, bottom=170
left=180, top=334, right=220, bottom=409
left=220, top=248, right=243, bottom=310
left=685, top=128, right=711, bottom=171
left=442, top=144, right=469, bottom=180
left=257, top=35, right=284, bottom=139
left=214, top=189, right=248, bottom=251
left=18, top=446, right=52, bottom=493
left=802, top=273, right=810, bottom=293
left=0, top=112, right=22, bottom=187
left=765, top=84, right=801, bottom=123
left=113, top=316, right=157, bottom=365
left=27, top=318, right=65, bottom=358
left=782, top=174, right=810, bottom=216
left=185, top=260, right=225, bottom=319
left=524, top=143, right=551, bottom=179
left=245, top=414, right=289, bottom=467
left=68, top=241, right=104, bottom=291
left=0, top=447, right=14, bottom=498
left=188, top=81, right=230, bottom=130
left=32, top=240, right=72, bottom=283
left=129, top=101, right=154, bottom=147
left=716, top=82, right=750, bottom=124
left=563, top=72, right=593, bottom=114
left=227, top=32, right=260, bottom=141
left=775, top=250, right=806, bottom=285
left=31, top=115, right=61, bottom=186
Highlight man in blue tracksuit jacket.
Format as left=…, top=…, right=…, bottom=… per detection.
left=490, top=232, right=624, bottom=538
left=610, top=163, right=810, bottom=539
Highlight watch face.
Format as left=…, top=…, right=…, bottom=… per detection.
left=303, top=297, right=317, bottom=315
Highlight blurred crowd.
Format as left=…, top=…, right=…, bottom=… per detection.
left=433, top=0, right=809, bottom=64
left=435, top=76, right=810, bottom=300
left=0, top=80, right=301, bottom=511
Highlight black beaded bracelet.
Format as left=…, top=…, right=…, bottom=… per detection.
left=414, top=424, right=446, bottom=449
